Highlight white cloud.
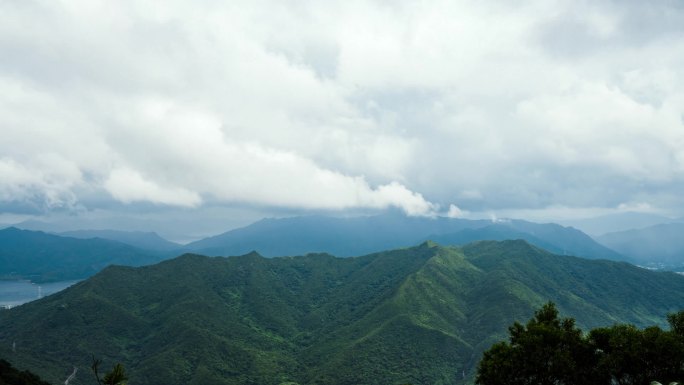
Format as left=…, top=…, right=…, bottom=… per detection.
left=0, top=156, right=81, bottom=210
left=104, top=168, right=202, bottom=208
left=1, top=0, right=684, bottom=223
left=446, top=204, right=465, bottom=218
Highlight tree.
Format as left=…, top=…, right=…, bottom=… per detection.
left=590, top=319, right=684, bottom=384
left=91, top=356, right=128, bottom=385
left=476, top=304, right=684, bottom=385
left=0, top=359, right=51, bottom=385
left=476, top=302, right=602, bottom=385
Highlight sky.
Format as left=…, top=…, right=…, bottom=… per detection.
left=1, top=0, right=684, bottom=240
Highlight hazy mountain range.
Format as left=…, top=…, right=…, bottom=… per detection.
left=2, top=240, right=683, bottom=385
left=0, top=227, right=162, bottom=282
left=181, top=214, right=621, bottom=261
left=58, top=229, right=181, bottom=251
left=4, top=212, right=684, bottom=284
left=558, top=212, right=682, bottom=236
left=597, top=223, right=684, bottom=267
left=1, top=214, right=628, bottom=282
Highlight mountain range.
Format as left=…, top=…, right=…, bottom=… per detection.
left=182, top=214, right=622, bottom=261
left=0, top=227, right=163, bottom=282
left=558, top=212, right=680, bottom=236
left=2, top=214, right=626, bottom=282
left=2, top=240, right=683, bottom=385
left=596, top=223, right=684, bottom=267
left=58, top=229, right=181, bottom=251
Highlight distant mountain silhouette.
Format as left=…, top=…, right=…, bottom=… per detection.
left=59, top=229, right=180, bottom=251
left=185, top=214, right=623, bottom=260
left=0, top=227, right=165, bottom=282
left=597, top=223, right=684, bottom=266
left=560, top=212, right=679, bottom=236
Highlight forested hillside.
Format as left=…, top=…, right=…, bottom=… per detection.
left=1, top=241, right=682, bottom=384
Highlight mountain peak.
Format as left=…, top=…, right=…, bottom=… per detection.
left=1, top=226, right=21, bottom=232
left=419, top=240, right=440, bottom=249
left=242, top=250, right=263, bottom=258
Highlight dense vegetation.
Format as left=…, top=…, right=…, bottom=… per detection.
left=1, top=240, right=683, bottom=384
left=0, top=359, right=51, bottom=385
left=0, top=227, right=164, bottom=282
left=184, top=214, right=621, bottom=260
left=477, top=303, right=684, bottom=385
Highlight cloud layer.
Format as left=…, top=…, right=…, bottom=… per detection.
left=1, top=0, right=684, bottom=221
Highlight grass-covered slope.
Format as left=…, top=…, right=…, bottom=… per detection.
left=1, top=241, right=683, bottom=385
left=0, top=227, right=165, bottom=282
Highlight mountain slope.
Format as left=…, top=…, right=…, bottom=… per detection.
left=58, top=229, right=181, bottom=251
left=0, top=227, right=166, bottom=282
left=1, top=241, right=682, bottom=385
left=502, top=220, right=623, bottom=260
left=184, top=214, right=492, bottom=257
left=185, top=214, right=622, bottom=260
left=0, top=359, right=51, bottom=385
left=428, top=224, right=564, bottom=255
left=597, top=223, right=684, bottom=267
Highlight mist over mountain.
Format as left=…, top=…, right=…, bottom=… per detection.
left=184, top=214, right=622, bottom=261
left=597, top=223, right=684, bottom=268
left=1, top=240, right=682, bottom=385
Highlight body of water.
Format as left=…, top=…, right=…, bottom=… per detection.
left=0, top=279, right=80, bottom=309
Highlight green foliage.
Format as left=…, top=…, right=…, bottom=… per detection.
left=668, top=311, right=684, bottom=336
left=2, top=241, right=684, bottom=385
left=92, top=357, right=128, bottom=385
left=477, top=303, right=684, bottom=385
left=0, top=359, right=51, bottom=385
left=590, top=321, right=684, bottom=385
left=476, top=303, right=603, bottom=385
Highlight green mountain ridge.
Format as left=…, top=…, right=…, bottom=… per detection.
left=1, top=240, right=683, bottom=385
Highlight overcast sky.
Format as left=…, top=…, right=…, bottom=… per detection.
left=1, top=0, right=684, bottom=239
